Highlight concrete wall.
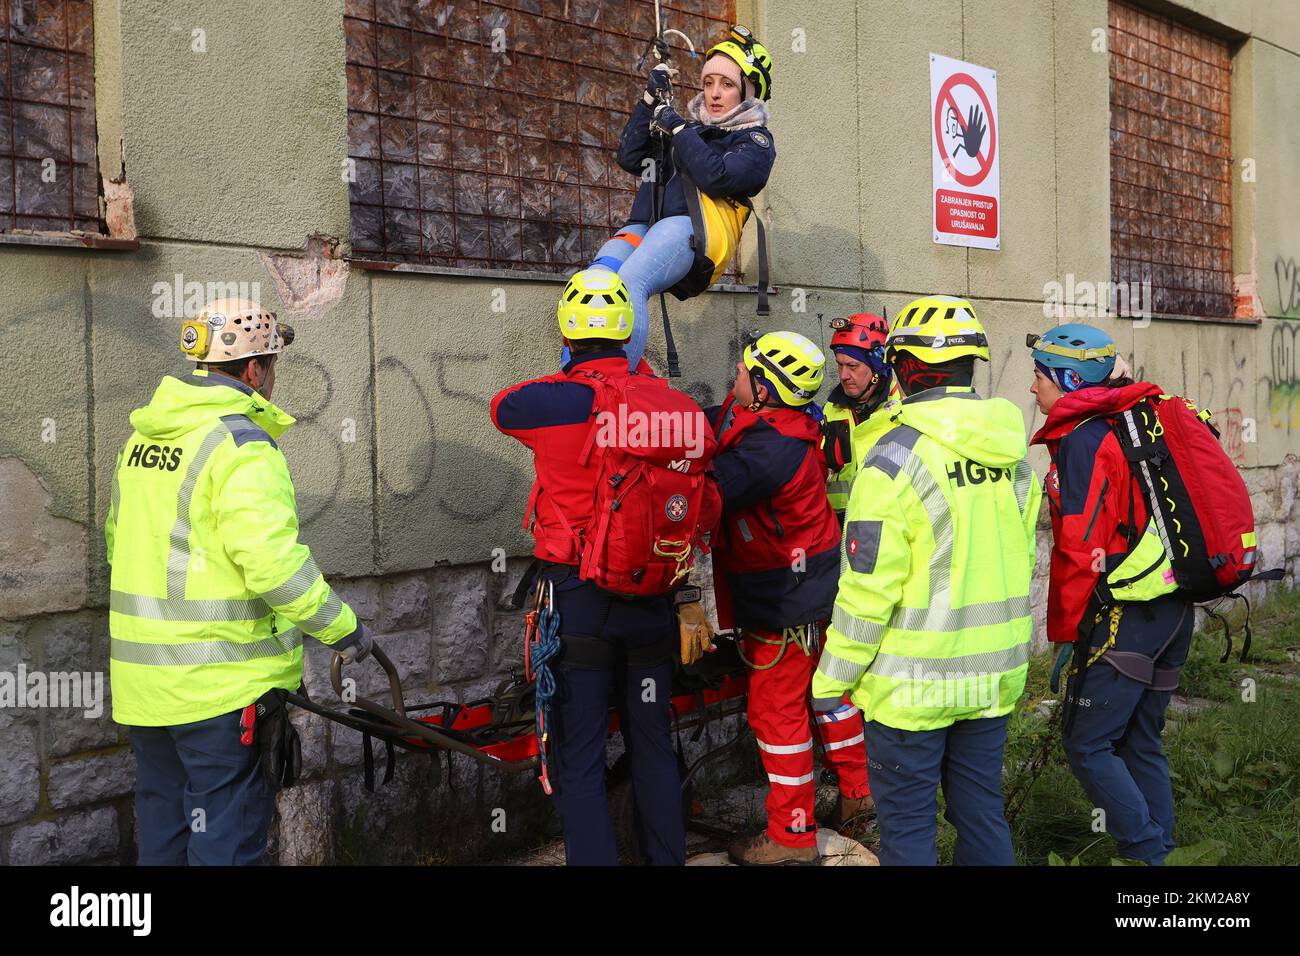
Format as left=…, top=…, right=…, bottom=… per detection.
left=0, top=0, right=1296, bottom=863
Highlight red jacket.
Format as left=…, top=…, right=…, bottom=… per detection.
left=707, top=394, right=841, bottom=631
left=491, top=351, right=721, bottom=565
left=492, top=352, right=627, bottom=564
left=1031, top=382, right=1163, bottom=643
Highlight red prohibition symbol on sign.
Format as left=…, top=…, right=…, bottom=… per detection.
left=934, top=72, right=996, bottom=188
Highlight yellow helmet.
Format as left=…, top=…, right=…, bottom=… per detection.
left=180, top=298, right=294, bottom=363
left=557, top=269, right=634, bottom=341
left=706, top=25, right=773, bottom=101
left=743, top=331, right=825, bottom=406
left=886, top=295, right=990, bottom=364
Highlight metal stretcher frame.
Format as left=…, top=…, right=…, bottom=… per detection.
left=285, top=644, right=752, bottom=786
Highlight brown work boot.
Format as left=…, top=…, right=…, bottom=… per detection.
left=727, top=830, right=819, bottom=866
left=819, top=794, right=876, bottom=838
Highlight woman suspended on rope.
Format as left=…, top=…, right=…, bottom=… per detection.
left=584, top=25, right=775, bottom=372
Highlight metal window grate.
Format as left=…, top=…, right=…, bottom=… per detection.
left=344, top=0, right=736, bottom=274
left=0, top=0, right=102, bottom=235
left=1108, top=1, right=1233, bottom=318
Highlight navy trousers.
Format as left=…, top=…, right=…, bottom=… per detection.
left=863, top=714, right=1015, bottom=866
left=1061, top=597, right=1194, bottom=865
left=129, top=708, right=275, bottom=866
left=539, top=565, right=685, bottom=866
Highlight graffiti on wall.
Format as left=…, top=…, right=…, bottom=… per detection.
left=286, top=346, right=720, bottom=543
left=1199, top=335, right=1250, bottom=464
left=284, top=350, right=515, bottom=531
left=1260, top=321, right=1300, bottom=435
left=1277, top=257, right=1300, bottom=318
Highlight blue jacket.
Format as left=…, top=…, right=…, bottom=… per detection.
left=616, top=99, right=775, bottom=224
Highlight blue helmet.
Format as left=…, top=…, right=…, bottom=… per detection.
left=1027, top=323, right=1116, bottom=393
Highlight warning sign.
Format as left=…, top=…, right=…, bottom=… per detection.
left=931, top=53, right=1000, bottom=250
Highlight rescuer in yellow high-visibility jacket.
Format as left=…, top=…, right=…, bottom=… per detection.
left=820, top=312, right=898, bottom=518
left=812, top=295, right=1040, bottom=866
left=106, top=298, right=372, bottom=865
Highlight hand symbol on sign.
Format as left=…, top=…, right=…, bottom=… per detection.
left=950, top=104, right=987, bottom=160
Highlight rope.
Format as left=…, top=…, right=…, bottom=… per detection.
left=530, top=597, right=562, bottom=795
left=1085, top=605, right=1124, bottom=668
left=652, top=538, right=692, bottom=585
left=735, top=622, right=821, bottom=671
left=735, top=629, right=788, bottom=670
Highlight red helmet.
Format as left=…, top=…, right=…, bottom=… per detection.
left=829, top=313, right=889, bottom=373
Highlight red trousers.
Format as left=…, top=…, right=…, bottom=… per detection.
left=743, top=628, right=870, bottom=848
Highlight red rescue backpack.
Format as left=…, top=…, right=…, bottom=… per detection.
left=565, top=368, right=718, bottom=597
left=1109, top=395, right=1272, bottom=603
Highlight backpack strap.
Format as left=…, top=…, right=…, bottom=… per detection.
left=523, top=479, right=542, bottom=532
left=524, top=476, right=583, bottom=559
left=737, top=195, right=769, bottom=317
left=572, top=369, right=613, bottom=467
left=1108, top=400, right=1171, bottom=551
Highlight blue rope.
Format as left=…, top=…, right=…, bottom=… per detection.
left=532, top=604, right=562, bottom=783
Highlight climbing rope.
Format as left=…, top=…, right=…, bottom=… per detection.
left=736, top=621, right=820, bottom=671
left=528, top=581, right=561, bottom=795
left=1085, top=604, right=1124, bottom=669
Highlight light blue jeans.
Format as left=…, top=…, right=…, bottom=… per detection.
left=584, top=216, right=696, bottom=370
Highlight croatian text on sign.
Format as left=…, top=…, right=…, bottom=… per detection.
left=931, top=53, right=1000, bottom=250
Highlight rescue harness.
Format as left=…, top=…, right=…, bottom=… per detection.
left=642, top=13, right=771, bottom=377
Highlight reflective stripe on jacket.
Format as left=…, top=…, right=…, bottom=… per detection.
left=823, top=390, right=897, bottom=515
left=106, top=370, right=360, bottom=726
left=812, top=387, right=1041, bottom=731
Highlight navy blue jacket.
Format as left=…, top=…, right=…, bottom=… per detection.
left=616, top=99, right=775, bottom=224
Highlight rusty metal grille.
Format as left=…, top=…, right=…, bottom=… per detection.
left=345, top=0, right=736, bottom=273
left=1109, top=1, right=1233, bottom=318
left=0, top=0, right=101, bottom=235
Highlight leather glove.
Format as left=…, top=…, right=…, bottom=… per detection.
left=821, top=419, right=852, bottom=472
left=643, top=62, right=677, bottom=106
left=675, top=588, right=714, bottom=666
left=651, top=102, right=687, bottom=137
left=336, top=624, right=374, bottom=664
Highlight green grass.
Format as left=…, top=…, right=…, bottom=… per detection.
left=937, top=586, right=1300, bottom=866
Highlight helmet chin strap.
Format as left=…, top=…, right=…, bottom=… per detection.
left=858, top=371, right=881, bottom=399
left=746, top=370, right=766, bottom=412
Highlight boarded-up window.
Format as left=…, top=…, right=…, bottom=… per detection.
left=345, top=0, right=735, bottom=273
left=1109, top=1, right=1233, bottom=318
left=0, top=0, right=101, bottom=234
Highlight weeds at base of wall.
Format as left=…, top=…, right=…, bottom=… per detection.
left=981, top=586, right=1300, bottom=866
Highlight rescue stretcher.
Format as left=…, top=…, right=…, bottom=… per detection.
left=285, top=636, right=753, bottom=795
